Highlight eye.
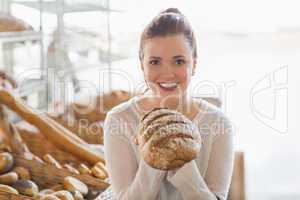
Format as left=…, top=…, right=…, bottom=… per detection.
left=174, top=59, right=186, bottom=65
left=149, top=59, right=160, bottom=65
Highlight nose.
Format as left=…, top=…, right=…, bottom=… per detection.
left=160, top=64, right=175, bottom=77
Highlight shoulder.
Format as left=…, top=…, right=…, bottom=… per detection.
left=104, top=97, right=140, bottom=136
left=195, top=98, right=234, bottom=139
left=106, top=96, right=137, bottom=120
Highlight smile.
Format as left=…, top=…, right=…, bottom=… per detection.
left=157, top=82, right=178, bottom=91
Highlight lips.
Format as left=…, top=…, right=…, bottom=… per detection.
left=157, top=82, right=178, bottom=91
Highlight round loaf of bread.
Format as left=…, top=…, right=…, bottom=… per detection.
left=137, top=108, right=202, bottom=170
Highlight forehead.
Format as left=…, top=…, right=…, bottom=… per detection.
left=143, top=34, right=192, bottom=58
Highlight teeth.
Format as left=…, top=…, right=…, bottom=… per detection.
left=159, top=82, right=178, bottom=88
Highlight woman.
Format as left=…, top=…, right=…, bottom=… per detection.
left=103, top=8, right=234, bottom=200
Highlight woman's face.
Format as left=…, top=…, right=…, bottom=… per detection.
left=141, top=34, right=196, bottom=99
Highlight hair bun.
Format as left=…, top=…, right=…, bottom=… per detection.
left=161, top=8, right=182, bottom=15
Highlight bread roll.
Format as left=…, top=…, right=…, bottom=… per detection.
left=0, top=13, right=33, bottom=32
left=0, top=152, right=14, bottom=174
left=0, top=171, right=18, bottom=185
left=12, top=180, right=39, bottom=197
left=72, top=90, right=132, bottom=123
left=138, top=108, right=201, bottom=170
left=78, top=163, right=91, bottom=175
left=63, top=176, right=88, bottom=196
left=0, top=184, right=19, bottom=194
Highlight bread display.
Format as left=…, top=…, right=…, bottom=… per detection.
left=137, top=108, right=202, bottom=170
left=0, top=150, right=109, bottom=199
left=71, top=90, right=132, bottom=123
left=0, top=72, right=110, bottom=199
left=0, top=71, right=138, bottom=199
left=48, top=90, right=132, bottom=145
left=0, top=87, right=105, bottom=165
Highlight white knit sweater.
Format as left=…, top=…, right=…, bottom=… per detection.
left=102, top=96, right=234, bottom=200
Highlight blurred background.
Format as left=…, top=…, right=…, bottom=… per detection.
left=0, top=0, right=299, bottom=199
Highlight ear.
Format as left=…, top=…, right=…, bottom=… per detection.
left=140, top=61, right=145, bottom=73
left=192, top=58, right=197, bottom=76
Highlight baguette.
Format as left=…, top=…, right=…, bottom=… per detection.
left=0, top=88, right=104, bottom=165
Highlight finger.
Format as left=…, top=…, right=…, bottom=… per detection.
left=133, top=137, right=139, bottom=145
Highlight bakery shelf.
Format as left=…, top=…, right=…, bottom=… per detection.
left=5, top=0, right=120, bottom=96
left=13, top=0, right=121, bottom=13
left=0, top=30, right=42, bottom=43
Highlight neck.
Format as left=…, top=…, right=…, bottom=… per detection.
left=147, top=92, right=193, bottom=113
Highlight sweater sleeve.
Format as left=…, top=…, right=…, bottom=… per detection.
left=104, top=112, right=166, bottom=200
left=167, top=114, right=235, bottom=200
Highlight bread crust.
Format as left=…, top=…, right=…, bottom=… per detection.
left=138, top=108, right=201, bottom=170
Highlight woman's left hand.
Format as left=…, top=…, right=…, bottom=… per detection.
left=166, top=161, right=191, bottom=179
left=167, top=168, right=179, bottom=179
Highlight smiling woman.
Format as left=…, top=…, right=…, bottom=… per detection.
left=138, top=8, right=198, bottom=113
left=102, top=7, right=234, bottom=200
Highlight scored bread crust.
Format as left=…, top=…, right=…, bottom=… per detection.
left=138, top=108, right=201, bottom=170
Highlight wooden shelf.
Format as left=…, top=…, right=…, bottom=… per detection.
left=0, top=31, right=41, bottom=43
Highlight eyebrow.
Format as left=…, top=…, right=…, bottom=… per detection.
left=173, top=55, right=185, bottom=59
left=149, top=55, right=185, bottom=60
left=149, top=56, right=161, bottom=60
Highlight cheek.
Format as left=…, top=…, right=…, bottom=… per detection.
left=176, top=67, right=191, bottom=83
left=143, top=67, right=159, bottom=82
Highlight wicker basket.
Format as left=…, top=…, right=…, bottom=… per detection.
left=0, top=154, right=109, bottom=199
left=15, top=121, right=84, bottom=165
left=0, top=191, right=33, bottom=200
left=14, top=155, right=109, bottom=191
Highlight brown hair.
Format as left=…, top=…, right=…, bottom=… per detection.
left=139, top=8, right=197, bottom=61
